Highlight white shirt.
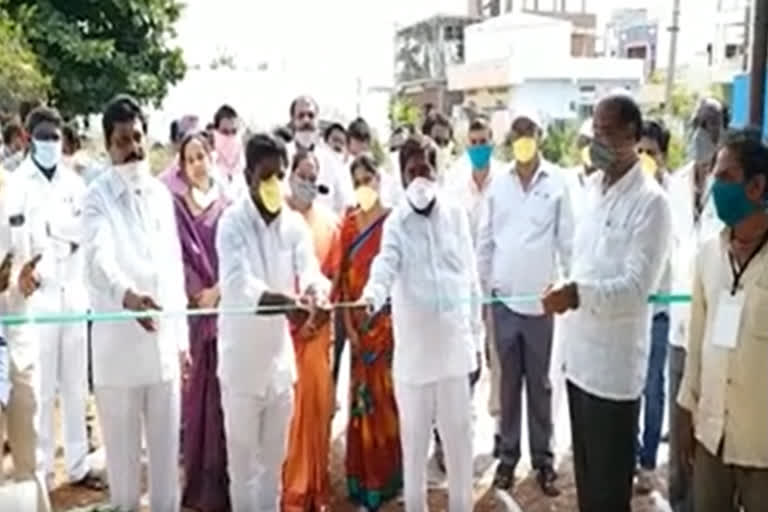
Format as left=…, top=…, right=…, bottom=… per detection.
left=564, top=166, right=596, bottom=225
left=4, top=158, right=88, bottom=372
left=668, top=161, right=723, bottom=349
left=564, top=164, right=672, bottom=400
left=477, top=159, right=574, bottom=316
left=216, top=195, right=328, bottom=396
left=0, top=173, right=15, bottom=381
left=444, top=155, right=503, bottom=248
left=83, top=168, right=188, bottom=388
left=286, top=142, right=354, bottom=215
left=362, top=194, right=485, bottom=385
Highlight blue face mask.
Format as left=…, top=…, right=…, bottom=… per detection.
left=711, top=178, right=760, bottom=226
left=467, top=144, right=493, bottom=171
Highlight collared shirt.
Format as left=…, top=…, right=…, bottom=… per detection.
left=6, top=158, right=88, bottom=313
left=564, top=164, right=672, bottom=400
left=362, top=194, right=485, bottom=385
left=444, top=155, right=503, bottom=248
left=668, top=161, right=723, bottom=349
left=286, top=142, right=354, bottom=215
left=83, top=168, right=188, bottom=387
left=477, top=159, right=574, bottom=316
left=216, top=195, right=327, bottom=396
left=678, top=229, right=768, bottom=468
left=564, top=165, right=593, bottom=224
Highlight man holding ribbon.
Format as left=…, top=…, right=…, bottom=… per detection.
left=362, top=134, right=483, bottom=512
left=216, top=132, right=329, bottom=512
left=83, top=95, right=188, bottom=511
left=477, top=109, right=573, bottom=496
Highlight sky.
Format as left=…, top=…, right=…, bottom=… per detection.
left=160, top=0, right=711, bottom=135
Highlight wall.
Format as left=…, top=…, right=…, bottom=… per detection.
left=464, top=15, right=571, bottom=63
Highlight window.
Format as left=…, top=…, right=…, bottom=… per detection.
left=725, top=43, right=740, bottom=59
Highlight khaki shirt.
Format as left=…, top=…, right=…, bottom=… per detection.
left=678, top=229, right=768, bottom=467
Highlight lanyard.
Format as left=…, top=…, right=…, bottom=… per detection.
left=727, top=229, right=768, bottom=295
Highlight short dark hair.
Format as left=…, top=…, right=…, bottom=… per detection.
left=245, top=132, right=287, bottom=173
left=102, top=94, right=147, bottom=146
left=323, top=122, right=346, bottom=142
left=62, top=123, right=80, bottom=151
left=170, top=120, right=180, bottom=144
left=469, top=116, right=492, bottom=137
left=349, top=153, right=379, bottom=177
left=291, top=148, right=319, bottom=173
left=289, top=96, right=318, bottom=119
left=25, top=106, right=63, bottom=135
left=347, top=117, right=371, bottom=143
left=393, top=123, right=415, bottom=137
left=273, top=125, right=293, bottom=144
left=721, top=127, right=768, bottom=190
left=640, top=120, right=670, bottom=155
left=2, top=121, right=23, bottom=146
left=399, top=134, right=437, bottom=173
left=602, top=94, right=643, bottom=141
left=421, top=112, right=453, bottom=139
left=214, top=104, right=238, bottom=129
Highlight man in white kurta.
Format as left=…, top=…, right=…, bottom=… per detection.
left=363, top=135, right=484, bottom=512
left=216, top=132, right=328, bottom=512
left=83, top=95, right=187, bottom=512
left=6, top=107, right=95, bottom=490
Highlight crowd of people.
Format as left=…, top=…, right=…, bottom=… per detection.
left=0, top=89, right=765, bottom=512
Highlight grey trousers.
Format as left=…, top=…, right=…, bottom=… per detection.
left=668, top=345, right=693, bottom=512
left=493, top=303, right=554, bottom=470
left=694, top=442, right=768, bottom=512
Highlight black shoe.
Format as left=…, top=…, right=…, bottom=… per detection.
left=492, top=433, right=501, bottom=458
left=536, top=467, right=560, bottom=497
left=493, top=462, right=515, bottom=491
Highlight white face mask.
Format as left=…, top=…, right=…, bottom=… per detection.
left=32, top=140, right=62, bottom=169
left=294, top=130, right=317, bottom=149
left=191, top=180, right=219, bottom=210
left=114, top=158, right=151, bottom=188
left=406, top=176, right=436, bottom=211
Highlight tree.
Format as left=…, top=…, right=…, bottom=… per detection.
left=0, top=5, right=50, bottom=114
left=5, top=0, right=186, bottom=116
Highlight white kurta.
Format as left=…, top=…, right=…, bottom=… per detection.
left=6, top=157, right=90, bottom=481
left=216, top=195, right=327, bottom=512
left=83, top=167, right=187, bottom=512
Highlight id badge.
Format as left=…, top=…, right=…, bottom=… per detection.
left=710, top=290, right=744, bottom=349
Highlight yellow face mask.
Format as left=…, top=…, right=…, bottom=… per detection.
left=639, top=152, right=658, bottom=177
left=355, top=185, right=378, bottom=212
left=258, top=175, right=283, bottom=214
left=581, top=145, right=592, bottom=167
left=512, top=137, right=537, bottom=164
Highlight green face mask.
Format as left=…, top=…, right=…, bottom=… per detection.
left=712, top=178, right=760, bottom=226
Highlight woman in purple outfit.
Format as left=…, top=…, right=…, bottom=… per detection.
left=167, top=132, right=231, bottom=511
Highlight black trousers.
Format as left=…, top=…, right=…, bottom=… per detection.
left=567, top=380, right=640, bottom=512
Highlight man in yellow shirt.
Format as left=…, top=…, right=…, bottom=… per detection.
left=678, top=127, right=768, bottom=512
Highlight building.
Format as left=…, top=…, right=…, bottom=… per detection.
left=394, top=14, right=480, bottom=114
left=602, top=8, right=659, bottom=77
left=447, top=12, right=644, bottom=121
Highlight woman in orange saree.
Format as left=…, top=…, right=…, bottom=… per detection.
left=282, top=150, right=340, bottom=512
left=336, top=155, right=402, bottom=511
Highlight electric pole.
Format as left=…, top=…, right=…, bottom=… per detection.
left=749, top=0, right=768, bottom=126
left=665, top=0, right=681, bottom=113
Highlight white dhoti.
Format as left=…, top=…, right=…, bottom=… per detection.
left=95, top=380, right=180, bottom=512
left=222, top=385, right=293, bottom=512
left=37, top=319, right=89, bottom=481
left=395, top=376, right=473, bottom=512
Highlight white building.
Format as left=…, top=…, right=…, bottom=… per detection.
left=447, top=12, right=644, bottom=121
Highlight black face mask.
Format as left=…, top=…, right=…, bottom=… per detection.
left=409, top=198, right=436, bottom=216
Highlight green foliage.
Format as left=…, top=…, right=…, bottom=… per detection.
left=0, top=5, right=50, bottom=113
left=540, top=121, right=580, bottom=167
left=5, top=0, right=187, bottom=116
left=668, top=83, right=699, bottom=121
left=667, top=131, right=686, bottom=171
left=389, top=95, right=421, bottom=129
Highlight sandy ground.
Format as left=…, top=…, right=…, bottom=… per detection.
left=6, top=345, right=673, bottom=511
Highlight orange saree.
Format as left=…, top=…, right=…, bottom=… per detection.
left=335, top=210, right=402, bottom=510
left=281, top=205, right=340, bottom=512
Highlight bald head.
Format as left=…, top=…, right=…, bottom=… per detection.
left=289, top=96, right=318, bottom=133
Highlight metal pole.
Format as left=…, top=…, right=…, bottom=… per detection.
left=665, top=0, right=681, bottom=113
left=743, top=2, right=752, bottom=72
left=749, top=0, right=768, bottom=125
